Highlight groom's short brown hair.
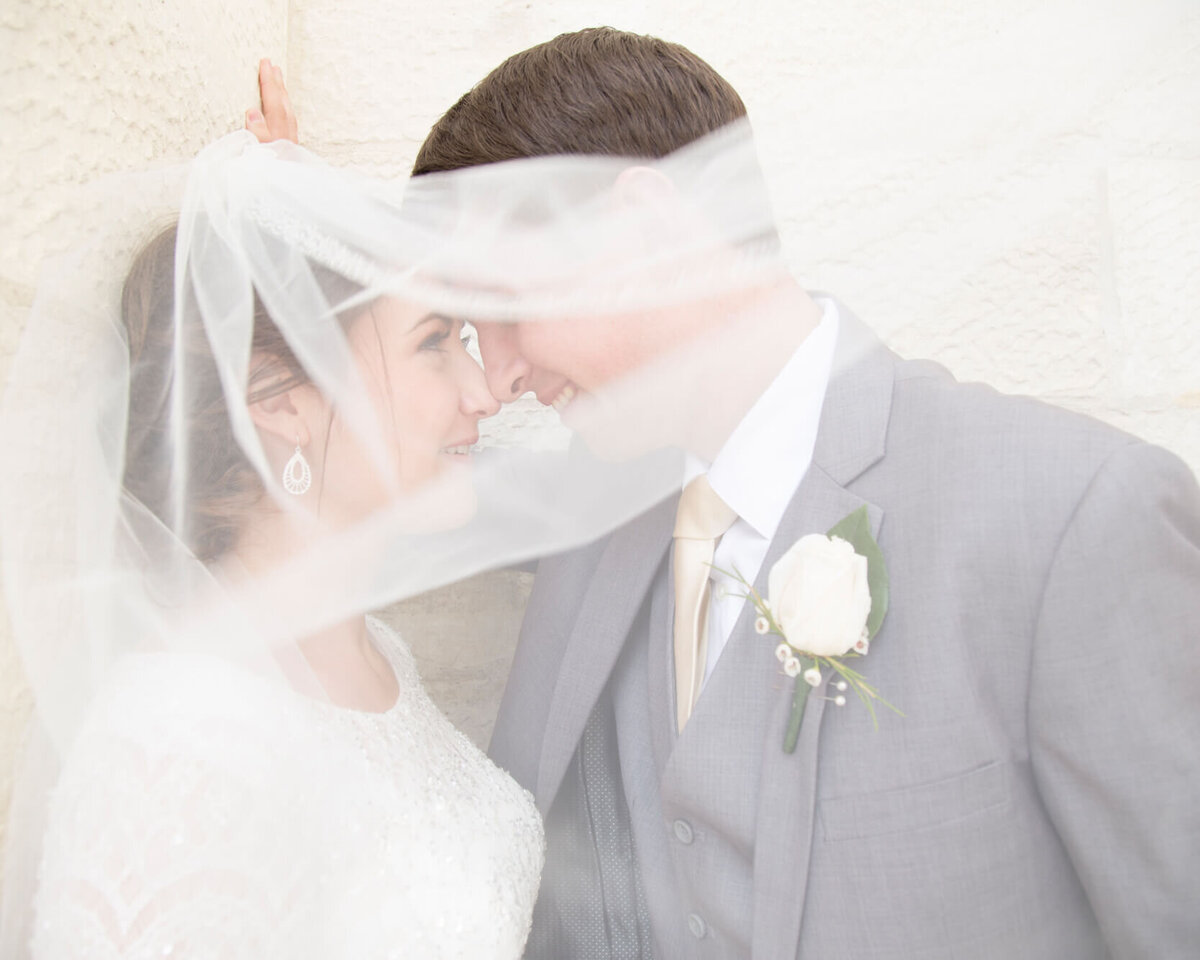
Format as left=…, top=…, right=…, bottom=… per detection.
left=412, top=27, right=746, bottom=174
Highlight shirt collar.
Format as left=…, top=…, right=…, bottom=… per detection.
left=686, top=297, right=840, bottom=539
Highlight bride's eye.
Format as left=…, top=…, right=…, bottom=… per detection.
left=418, top=316, right=454, bottom=352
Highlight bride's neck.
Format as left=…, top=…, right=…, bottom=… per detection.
left=227, top=499, right=320, bottom=579
left=219, top=509, right=399, bottom=713
left=298, top=617, right=399, bottom=713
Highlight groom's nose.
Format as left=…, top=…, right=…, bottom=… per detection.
left=475, top=321, right=531, bottom=402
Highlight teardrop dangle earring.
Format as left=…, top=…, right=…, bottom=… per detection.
left=282, top=437, right=312, bottom=496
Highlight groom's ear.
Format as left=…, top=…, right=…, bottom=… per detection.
left=613, top=165, right=676, bottom=207
left=613, top=165, right=714, bottom=257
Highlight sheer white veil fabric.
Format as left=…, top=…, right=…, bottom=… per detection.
left=0, top=123, right=810, bottom=951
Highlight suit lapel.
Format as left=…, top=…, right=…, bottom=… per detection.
left=748, top=306, right=895, bottom=957
left=535, top=495, right=677, bottom=810
left=749, top=465, right=882, bottom=958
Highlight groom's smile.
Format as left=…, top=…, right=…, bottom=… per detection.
left=548, top=382, right=578, bottom=412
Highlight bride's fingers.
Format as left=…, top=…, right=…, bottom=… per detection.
left=245, top=107, right=272, bottom=142
left=257, top=58, right=299, bottom=143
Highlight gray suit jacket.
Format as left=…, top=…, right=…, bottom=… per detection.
left=491, top=312, right=1200, bottom=959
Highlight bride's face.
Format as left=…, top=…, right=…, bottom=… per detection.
left=311, top=298, right=498, bottom=520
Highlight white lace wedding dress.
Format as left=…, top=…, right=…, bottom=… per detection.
left=28, top=619, right=544, bottom=958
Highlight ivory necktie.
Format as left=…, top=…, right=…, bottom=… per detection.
left=673, top=475, right=737, bottom=733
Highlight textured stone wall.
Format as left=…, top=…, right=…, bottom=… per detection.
left=2, top=0, right=1196, bottom=892
left=286, top=0, right=1197, bottom=463
left=0, top=0, right=287, bottom=878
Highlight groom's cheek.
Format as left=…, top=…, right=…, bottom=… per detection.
left=520, top=315, right=613, bottom=383
left=512, top=320, right=571, bottom=379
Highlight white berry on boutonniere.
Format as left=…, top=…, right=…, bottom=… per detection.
left=724, top=505, right=899, bottom=753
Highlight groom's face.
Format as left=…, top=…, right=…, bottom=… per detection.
left=474, top=166, right=717, bottom=409
left=475, top=313, right=648, bottom=413
left=474, top=321, right=577, bottom=411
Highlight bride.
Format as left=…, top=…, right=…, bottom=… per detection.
left=3, top=135, right=550, bottom=957
left=0, top=71, right=788, bottom=954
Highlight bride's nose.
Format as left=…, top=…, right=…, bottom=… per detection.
left=460, top=356, right=501, bottom=419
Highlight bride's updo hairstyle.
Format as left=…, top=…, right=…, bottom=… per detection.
left=120, top=224, right=357, bottom=562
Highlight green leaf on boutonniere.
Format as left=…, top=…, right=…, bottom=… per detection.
left=827, top=505, right=889, bottom=640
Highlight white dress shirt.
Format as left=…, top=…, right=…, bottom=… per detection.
left=684, top=297, right=839, bottom=690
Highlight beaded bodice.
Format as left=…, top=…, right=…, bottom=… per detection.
left=29, top=619, right=544, bottom=958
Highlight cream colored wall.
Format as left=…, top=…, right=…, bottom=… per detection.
left=0, top=0, right=287, bottom=872
left=286, top=0, right=1198, bottom=467
left=1, top=0, right=1196, bottom=886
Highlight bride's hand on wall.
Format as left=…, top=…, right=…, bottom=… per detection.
left=245, top=58, right=298, bottom=143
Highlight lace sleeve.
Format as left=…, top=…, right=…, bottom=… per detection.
left=30, top=654, right=328, bottom=959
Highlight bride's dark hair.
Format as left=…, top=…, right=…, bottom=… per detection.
left=119, top=224, right=359, bottom=562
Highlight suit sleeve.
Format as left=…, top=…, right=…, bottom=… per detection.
left=1029, top=441, right=1200, bottom=959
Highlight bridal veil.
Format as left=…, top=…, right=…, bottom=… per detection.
left=0, top=122, right=808, bottom=951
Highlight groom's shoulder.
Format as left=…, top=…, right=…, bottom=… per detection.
left=874, top=350, right=1197, bottom=510
left=889, top=352, right=1142, bottom=460
left=827, top=304, right=1153, bottom=476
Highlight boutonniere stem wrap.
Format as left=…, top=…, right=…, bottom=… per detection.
left=721, top=505, right=899, bottom=753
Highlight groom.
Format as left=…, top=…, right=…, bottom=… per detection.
left=408, top=29, right=1200, bottom=959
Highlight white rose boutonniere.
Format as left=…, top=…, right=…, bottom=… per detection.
left=721, top=505, right=900, bottom=753
left=768, top=534, right=871, bottom=657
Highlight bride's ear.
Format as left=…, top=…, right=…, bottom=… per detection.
left=247, top=361, right=315, bottom=450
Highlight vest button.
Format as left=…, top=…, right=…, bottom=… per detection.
left=688, top=913, right=707, bottom=939
left=673, top=819, right=694, bottom=844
